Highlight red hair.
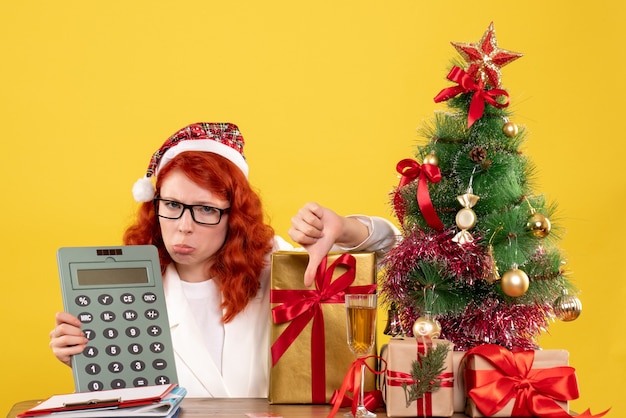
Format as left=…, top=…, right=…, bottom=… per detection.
left=123, top=151, right=275, bottom=322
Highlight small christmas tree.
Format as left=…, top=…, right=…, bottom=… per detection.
left=381, top=22, right=582, bottom=351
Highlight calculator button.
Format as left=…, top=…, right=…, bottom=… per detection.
left=105, top=344, right=121, bottom=356
left=101, top=311, right=116, bottom=322
left=108, top=361, right=124, bottom=373
left=150, top=342, right=165, bottom=353
left=75, top=295, right=91, bottom=306
left=84, top=346, right=99, bottom=358
left=111, top=379, right=126, bottom=389
left=133, top=377, right=148, bottom=387
left=126, top=326, right=141, bottom=338
left=84, top=329, right=96, bottom=341
left=131, top=360, right=146, bottom=371
left=88, top=381, right=104, bottom=391
left=78, top=312, right=93, bottom=323
left=85, top=363, right=101, bottom=375
left=123, top=310, right=138, bottom=321
left=128, top=343, right=143, bottom=355
left=155, top=376, right=171, bottom=385
left=143, top=292, right=157, bottom=303
left=145, top=309, right=160, bottom=320
left=121, top=293, right=135, bottom=304
left=152, top=359, right=167, bottom=370
left=103, top=328, right=119, bottom=339
left=98, top=294, right=114, bottom=305
left=147, top=325, right=162, bottom=336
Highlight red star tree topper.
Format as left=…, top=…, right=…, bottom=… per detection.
left=451, top=21, right=523, bottom=88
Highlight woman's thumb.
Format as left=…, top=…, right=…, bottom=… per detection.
left=303, top=250, right=323, bottom=287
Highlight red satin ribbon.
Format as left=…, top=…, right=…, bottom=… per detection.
left=434, top=66, right=510, bottom=128
left=387, top=370, right=454, bottom=416
left=395, top=158, right=444, bottom=230
left=270, top=254, right=376, bottom=403
left=327, top=356, right=386, bottom=418
left=464, top=344, right=610, bottom=418
left=328, top=389, right=384, bottom=413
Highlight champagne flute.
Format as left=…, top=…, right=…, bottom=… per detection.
left=345, top=293, right=377, bottom=418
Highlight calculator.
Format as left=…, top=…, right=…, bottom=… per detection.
left=57, top=245, right=178, bottom=392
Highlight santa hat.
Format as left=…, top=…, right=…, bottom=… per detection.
left=132, top=122, right=248, bottom=202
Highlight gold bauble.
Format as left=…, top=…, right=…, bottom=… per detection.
left=412, top=315, right=441, bottom=339
left=501, top=268, right=529, bottom=297
left=527, top=213, right=551, bottom=238
left=423, top=152, right=439, bottom=166
left=455, top=207, right=477, bottom=230
left=502, top=121, right=519, bottom=137
left=553, top=294, right=582, bottom=322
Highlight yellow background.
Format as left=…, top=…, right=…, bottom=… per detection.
left=1, top=1, right=623, bottom=416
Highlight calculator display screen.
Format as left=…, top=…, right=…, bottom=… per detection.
left=76, top=267, right=149, bottom=286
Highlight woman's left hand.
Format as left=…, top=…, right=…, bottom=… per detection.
left=289, top=202, right=367, bottom=287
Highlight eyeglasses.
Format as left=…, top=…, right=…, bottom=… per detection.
left=154, top=198, right=230, bottom=226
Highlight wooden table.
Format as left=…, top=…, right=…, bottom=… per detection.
left=6, top=398, right=472, bottom=417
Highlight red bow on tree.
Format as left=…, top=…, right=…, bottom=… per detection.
left=434, top=66, right=510, bottom=128
left=394, top=158, right=444, bottom=231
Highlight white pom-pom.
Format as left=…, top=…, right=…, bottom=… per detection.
left=132, top=176, right=156, bottom=202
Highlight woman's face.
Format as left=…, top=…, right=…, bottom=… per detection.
left=158, top=169, right=229, bottom=282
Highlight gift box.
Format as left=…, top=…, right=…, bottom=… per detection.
left=452, top=351, right=466, bottom=413
left=381, top=338, right=454, bottom=417
left=269, top=251, right=378, bottom=404
left=464, top=344, right=577, bottom=417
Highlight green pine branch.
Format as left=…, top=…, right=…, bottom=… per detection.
left=406, top=261, right=471, bottom=315
left=401, top=343, right=450, bottom=408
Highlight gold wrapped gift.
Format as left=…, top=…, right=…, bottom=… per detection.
left=269, top=251, right=377, bottom=404
left=381, top=338, right=454, bottom=417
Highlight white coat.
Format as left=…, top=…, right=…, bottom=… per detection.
left=162, top=216, right=399, bottom=397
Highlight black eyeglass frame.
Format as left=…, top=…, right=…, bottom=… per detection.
left=153, top=198, right=231, bottom=226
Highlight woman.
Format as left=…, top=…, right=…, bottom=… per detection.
left=49, top=122, right=398, bottom=397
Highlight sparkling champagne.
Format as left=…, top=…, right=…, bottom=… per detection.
left=346, top=305, right=376, bottom=357
left=345, top=294, right=377, bottom=417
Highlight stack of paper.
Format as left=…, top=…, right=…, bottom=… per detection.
left=18, top=384, right=186, bottom=418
